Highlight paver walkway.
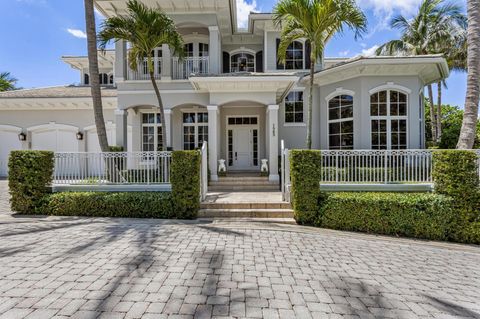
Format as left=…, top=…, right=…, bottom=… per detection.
left=0, top=181, right=480, bottom=318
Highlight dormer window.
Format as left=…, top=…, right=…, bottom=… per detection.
left=231, top=52, right=255, bottom=73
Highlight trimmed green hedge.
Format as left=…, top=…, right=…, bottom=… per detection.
left=290, top=150, right=323, bottom=225
left=316, top=192, right=455, bottom=241
left=171, top=150, right=201, bottom=218
left=8, top=150, right=54, bottom=214
left=42, top=192, right=176, bottom=218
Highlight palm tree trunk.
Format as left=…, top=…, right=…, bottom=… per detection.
left=306, top=59, right=315, bottom=149
left=427, top=84, right=437, bottom=143
left=148, top=58, right=167, bottom=151
left=84, top=0, right=109, bottom=152
left=458, top=0, right=480, bottom=149
left=436, top=82, right=442, bottom=143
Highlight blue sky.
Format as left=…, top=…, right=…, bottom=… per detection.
left=0, top=0, right=467, bottom=108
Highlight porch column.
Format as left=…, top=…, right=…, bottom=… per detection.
left=114, top=39, right=126, bottom=81
left=164, top=109, right=172, bottom=148
left=208, top=26, right=221, bottom=74
left=207, top=105, right=219, bottom=181
left=161, top=44, right=172, bottom=80
left=115, top=109, right=128, bottom=150
left=267, top=105, right=279, bottom=182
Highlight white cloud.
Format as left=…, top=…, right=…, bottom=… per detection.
left=67, top=28, right=87, bottom=39
left=236, top=0, right=259, bottom=30
left=338, top=50, right=350, bottom=57
left=361, top=44, right=380, bottom=57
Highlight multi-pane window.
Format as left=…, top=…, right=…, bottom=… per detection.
left=199, top=43, right=209, bottom=57
left=141, top=113, right=163, bottom=151
left=278, top=41, right=304, bottom=70
left=183, top=111, right=208, bottom=150
left=285, top=91, right=304, bottom=123
left=184, top=43, right=194, bottom=57
left=328, top=95, right=354, bottom=149
left=231, top=53, right=255, bottom=72
left=370, top=90, right=408, bottom=149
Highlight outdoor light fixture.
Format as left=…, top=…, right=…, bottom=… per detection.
left=18, top=132, right=26, bottom=141
left=76, top=132, right=84, bottom=140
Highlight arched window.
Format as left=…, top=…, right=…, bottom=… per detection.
left=370, top=90, right=408, bottom=149
left=84, top=74, right=89, bottom=85
left=328, top=95, right=354, bottom=149
left=99, top=73, right=108, bottom=85
left=277, top=40, right=304, bottom=70
left=231, top=52, right=255, bottom=72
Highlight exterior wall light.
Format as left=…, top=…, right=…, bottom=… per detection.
left=18, top=132, right=26, bottom=141
left=76, top=132, right=84, bottom=140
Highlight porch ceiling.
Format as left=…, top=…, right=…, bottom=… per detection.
left=189, top=74, right=299, bottom=104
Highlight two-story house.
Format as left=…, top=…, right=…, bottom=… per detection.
left=0, top=0, right=449, bottom=182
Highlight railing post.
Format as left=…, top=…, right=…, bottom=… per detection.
left=384, top=151, right=388, bottom=184
left=281, top=140, right=285, bottom=201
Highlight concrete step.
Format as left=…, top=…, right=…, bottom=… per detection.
left=198, top=208, right=294, bottom=218
left=197, top=218, right=297, bottom=224
left=201, top=202, right=291, bottom=209
left=216, top=177, right=270, bottom=182
left=208, top=185, right=280, bottom=191
left=211, top=180, right=274, bottom=185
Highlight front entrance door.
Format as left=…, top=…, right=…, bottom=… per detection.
left=233, top=128, right=251, bottom=169
left=227, top=116, right=259, bottom=170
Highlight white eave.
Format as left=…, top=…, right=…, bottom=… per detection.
left=0, top=97, right=117, bottom=111
left=303, top=55, right=449, bottom=87
left=62, top=51, right=115, bottom=70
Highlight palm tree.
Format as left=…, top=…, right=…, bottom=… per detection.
left=0, top=72, right=18, bottom=92
left=457, top=0, right=480, bottom=149
left=84, top=0, right=109, bottom=152
left=98, top=0, right=183, bottom=151
left=376, top=0, right=466, bottom=144
left=273, top=0, right=367, bottom=149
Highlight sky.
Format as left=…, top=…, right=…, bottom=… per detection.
left=0, top=0, right=468, bottom=108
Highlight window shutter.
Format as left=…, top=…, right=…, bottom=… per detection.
left=256, top=51, right=263, bottom=72
left=276, top=38, right=284, bottom=69
left=223, top=51, right=230, bottom=73
left=305, top=40, right=311, bottom=69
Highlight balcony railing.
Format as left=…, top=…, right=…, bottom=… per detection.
left=126, top=57, right=162, bottom=80
left=172, top=56, right=209, bottom=80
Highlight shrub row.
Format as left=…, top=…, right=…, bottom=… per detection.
left=171, top=150, right=201, bottom=216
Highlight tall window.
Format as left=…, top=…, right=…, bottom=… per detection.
left=183, top=111, right=208, bottom=150
left=84, top=74, right=89, bottom=85
left=142, top=113, right=163, bottom=151
left=199, top=43, right=209, bottom=57
left=370, top=90, right=408, bottom=149
left=285, top=91, right=304, bottom=123
left=328, top=95, right=354, bottom=149
left=184, top=43, right=194, bottom=57
left=231, top=52, right=255, bottom=72
left=278, top=41, right=304, bottom=70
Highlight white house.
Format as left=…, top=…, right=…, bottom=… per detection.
left=0, top=0, right=449, bottom=182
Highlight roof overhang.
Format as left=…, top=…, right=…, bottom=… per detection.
left=62, top=51, right=115, bottom=70
left=0, top=97, right=117, bottom=111
left=302, top=55, right=449, bottom=87
left=190, top=74, right=299, bottom=104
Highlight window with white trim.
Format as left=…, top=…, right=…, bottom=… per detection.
left=328, top=95, right=354, bottom=149
left=141, top=113, right=163, bottom=151
left=285, top=91, right=304, bottom=123
left=231, top=52, right=255, bottom=72
left=183, top=111, right=208, bottom=150
left=370, top=90, right=408, bottom=149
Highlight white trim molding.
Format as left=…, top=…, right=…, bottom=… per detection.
left=369, top=82, right=412, bottom=95
left=0, top=124, right=22, bottom=133
left=27, top=122, right=79, bottom=133
left=324, top=88, right=356, bottom=102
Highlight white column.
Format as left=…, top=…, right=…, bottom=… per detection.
left=267, top=105, right=279, bottom=182
left=115, top=109, right=128, bottom=150
left=164, top=109, right=172, bottom=149
left=208, top=26, right=221, bottom=74
left=161, top=44, right=172, bottom=80
left=115, top=39, right=126, bottom=81
left=207, top=105, right=219, bottom=181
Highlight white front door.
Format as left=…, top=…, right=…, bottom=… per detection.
left=233, top=128, right=252, bottom=169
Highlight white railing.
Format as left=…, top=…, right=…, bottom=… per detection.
left=53, top=151, right=171, bottom=186
left=281, top=140, right=291, bottom=201
left=200, top=141, right=208, bottom=200
left=0, top=158, right=7, bottom=177
left=127, top=57, right=162, bottom=80
left=172, top=56, right=209, bottom=80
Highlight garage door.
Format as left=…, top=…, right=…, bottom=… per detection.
left=0, top=126, right=22, bottom=177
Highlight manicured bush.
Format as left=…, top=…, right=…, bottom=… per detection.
left=290, top=150, right=323, bottom=224
left=8, top=150, right=54, bottom=213
left=316, top=192, right=455, bottom=241
left=43, top=192, right=177, bottom=218
left=171, top=150, right=201, bottom=218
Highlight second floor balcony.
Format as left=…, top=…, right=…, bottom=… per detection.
left=126, top=56, right=209, bottom=81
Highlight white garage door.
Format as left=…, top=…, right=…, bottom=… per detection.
left=0, top=126, right=22, bottom=177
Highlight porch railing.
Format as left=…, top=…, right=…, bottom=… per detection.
left=126, top=57, right=162, bottom=80
left=200, top=141, right=208, bottom=200
left=172, top=56, right=209, bottom=80
left=53, top=151, right=171, bottom=187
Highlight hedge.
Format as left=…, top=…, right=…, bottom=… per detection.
left=42, top=192, right=176, bottom=218
left=316, top=192, right=455, bottom=241
left=171, top=150, right=201, bottom=218
left=8, top=150, right=54, bottom=214
left=290, top=150, right=323, bottom=225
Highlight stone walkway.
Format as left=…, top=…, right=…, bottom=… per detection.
left=0, top=181, right=480, bottom=318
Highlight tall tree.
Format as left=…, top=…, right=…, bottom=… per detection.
left=0, top=72, right=18, bottom=92
left=273, top=0, right=367, bottom=149
left=98, top=0, right=183, bottom=151
left=376, top=0, right=466, bottom=143
left=84, top=0, right=109, bottom=152
left=457, top=0, right=480, bottom=149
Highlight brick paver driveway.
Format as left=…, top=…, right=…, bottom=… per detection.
left=1, top=182, right=480, bottom=318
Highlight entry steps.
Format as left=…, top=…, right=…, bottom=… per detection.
left=208, top=175, right=279, bottom=192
